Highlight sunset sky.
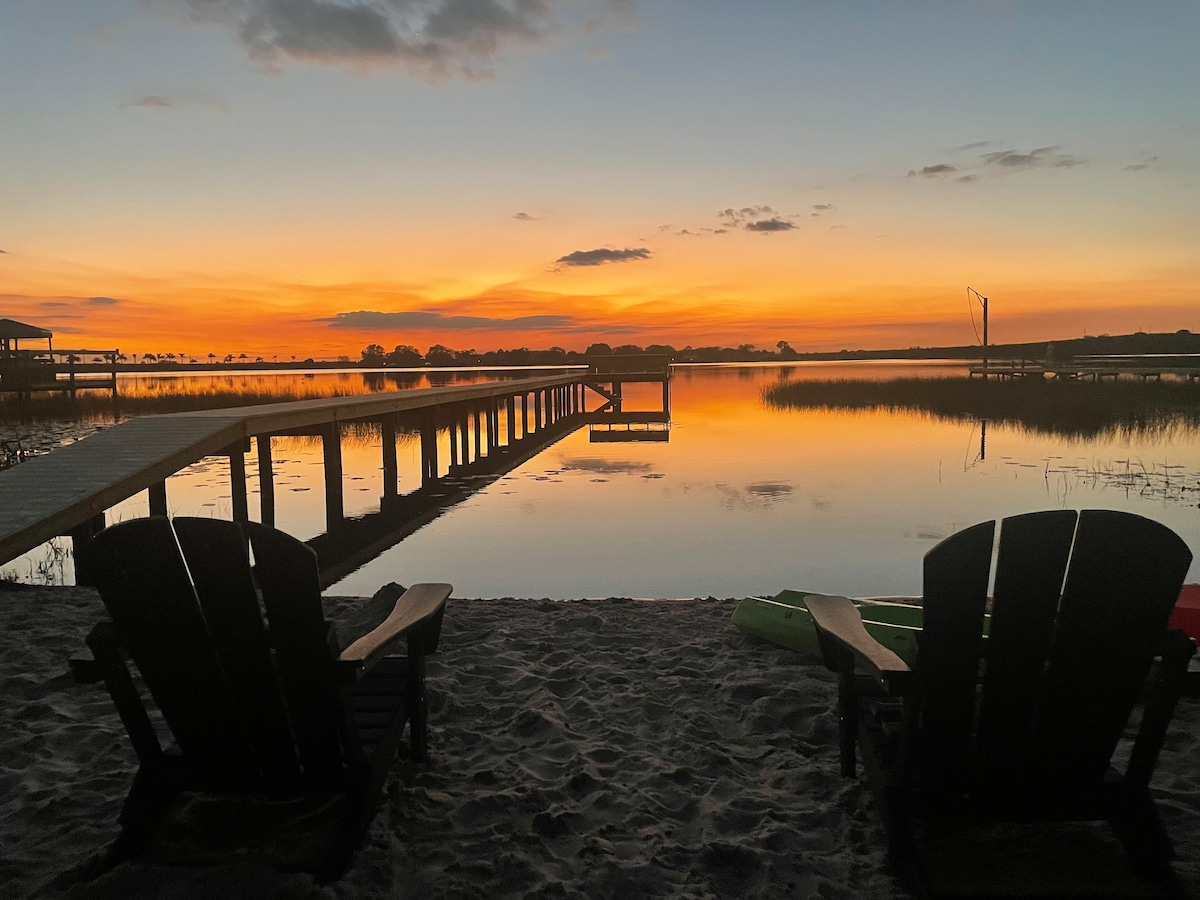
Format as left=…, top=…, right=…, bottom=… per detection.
left=2, top=1, right=1197, bottom=359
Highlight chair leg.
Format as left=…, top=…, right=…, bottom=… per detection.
left=1111, top=788, right=1176, bottom=866
left=104, top=761, right=183, bottom=868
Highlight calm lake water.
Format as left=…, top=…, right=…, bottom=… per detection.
left=5, top=362, right=1199, bottom=594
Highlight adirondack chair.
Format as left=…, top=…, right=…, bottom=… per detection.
left=807, top=509, right=1195, bottom=898
left=79, top=516, right=452, bottom=880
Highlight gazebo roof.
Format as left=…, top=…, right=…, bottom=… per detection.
left=0, top=319, right=53, bottom=340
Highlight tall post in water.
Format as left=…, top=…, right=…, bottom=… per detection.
left=968, top=287, right=989, bottom=380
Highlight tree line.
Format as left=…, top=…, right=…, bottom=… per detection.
left=359, top=341, right=803, bottom=367
left=361, top=329, right=1200, bottom=368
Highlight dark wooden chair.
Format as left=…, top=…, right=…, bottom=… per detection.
left=808, top=509, right=1195, bottom=898
left=79, top=516, right=452, bottom=881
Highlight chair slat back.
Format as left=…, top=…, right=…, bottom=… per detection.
left=975, top=510, right=1078, bottom=796
left=1027, top=509, right=1192, bottom=800
left=244, top=522, right=348, bottom=779
left=917, top=519, right=995, bottom=805
left=87, top=518, right=258, bottom=784
left=171, top=518, right=302, bottom=783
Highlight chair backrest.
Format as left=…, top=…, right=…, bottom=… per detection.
left=86, top=517, right=349, bottom=789
left=915, top=509, right=1193, bottom=812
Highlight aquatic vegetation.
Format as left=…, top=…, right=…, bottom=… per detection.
left=764, top=377, right=1200, bottom=441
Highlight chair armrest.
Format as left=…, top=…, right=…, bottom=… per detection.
left=336, top=583, right=452, bottom=680
left=806, top=594, right=912, bottom=691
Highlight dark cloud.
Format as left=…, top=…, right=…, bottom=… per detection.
left=955, top=174, right=979, bottom=184
left=512, top=211, right=538, bottom=221
left=952, top=140, right=993, bottom=151
left=322, top=309, right=575, bottom=330
left=744, top=218, right=796, bottom=233
left=717, top=205, right=774, bottom=226
left=811, top=203, right=834, bottom=211
left=907, top=164, right=957, bottom=178
left=88, top=296, right=120, bottom=306
left=556, top=247, right=651, bottom=267
left=980, top=146, right=1081, bottom=170
left=125, top=94, right=175, bottom=110
left=0, top=249, right=6, bottom=254
left=40, top=301, right=70, bottom=308
left=716, top=204, right=799, bottom=234
left=176, top=0, right=617, bottom=78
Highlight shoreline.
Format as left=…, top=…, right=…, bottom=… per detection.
left=3, top=586, right=1199, bottom=898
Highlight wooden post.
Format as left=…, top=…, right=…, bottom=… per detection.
left=459, top=408, right=470, bottom=466
left=257, top=435, right=275, bottom=528
left=448, top=418, right=459, bottom=468
left=534, top=391, right=543, bottom=432
left=228, top=442, right=249, bottom=523
left=473, top=406, right=483, bottom=460
left=381, top=416, right=398, bottom=499
left=520, top=393, right=529, bottom=439
left=506, top=396, right=516, bottom=446
left=420, top=409, right=438, bottom=485
left=69, top=513, right=107, bottom=586
left=323, top=422, right=344, bottom=531
left=148, top=481, right=168, bottom=517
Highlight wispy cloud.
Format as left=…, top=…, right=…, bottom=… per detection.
left=88, top=296, right=120, bottom=306
left=907, top=164, right=957, bottom=178
left=322, top=309, right=575, bottom=330
left=173, top=0, right=627, bottom=78
left=123, top=94, right=175, bottom=110
left=556, top=247, right=651, bottom=267
left=811, top=203, right=834, bottom=211
left=512, top=211, right=538, bottom=221
left=981, top=145, right=1081, bottom=170
left=1124, top=154, right=1159, bottom=172
left=909, top=144, right=1082, bottom=182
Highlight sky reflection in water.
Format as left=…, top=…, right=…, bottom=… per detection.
left=7, top=363, right=1199, bottom=594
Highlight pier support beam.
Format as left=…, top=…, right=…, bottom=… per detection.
left=148, top=481, right=168, bottom=518
left=420, top=409, right=438, bottom=486
left=257, top=435, right=275, bottom=528
left=228, top=442, right=249, bottom=523
left=69, top=513, right=106, bottom=586
left=381, top=417, right=398, bottom=501
left=323, top=423, right=344, bottom=532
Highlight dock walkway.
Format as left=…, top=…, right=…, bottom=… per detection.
left=0, top=374, right=581, bottom=574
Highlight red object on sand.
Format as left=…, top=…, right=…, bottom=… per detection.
left=1169, top=584, right=1200, bottom=641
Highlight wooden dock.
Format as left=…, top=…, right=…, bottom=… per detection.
left=970, top=356, right=1200, bottom=382
left=0, top=365, right=674, bottom=586
left=0, top=349, right=120, bottom=397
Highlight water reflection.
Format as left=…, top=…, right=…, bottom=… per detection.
left=2, top=363, right=1198, bottom=595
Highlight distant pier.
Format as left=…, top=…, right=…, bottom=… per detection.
left=969, top=355, right=1200, bottom=383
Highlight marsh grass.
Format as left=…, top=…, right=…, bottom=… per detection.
left=764, top=377, right=1200, bottom=441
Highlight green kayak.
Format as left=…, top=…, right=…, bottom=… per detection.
left=731, top=589, right=925, bottom=665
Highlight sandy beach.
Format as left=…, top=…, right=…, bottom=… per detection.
left=3, top=586, right=1199, bottom=899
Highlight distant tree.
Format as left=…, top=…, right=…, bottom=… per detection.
left=142, top=353, right=156, bottom=363
left=239, top=353, right=248, bottom=362
left=386, top=344, right=423, bottom=366
left=361, top=343, right=386, bottom=365
left=426, top=344, right=456, bottom=366
left=223, top=353, right=234, bottom=364
left=255, top=356, right=264, bottom=363
left=585, top=342, right=613, bottom=356
left=207, top=352, right=216, bottom=363
left=612, top=343, right=643, bottom=355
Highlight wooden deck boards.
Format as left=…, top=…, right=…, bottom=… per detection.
left=0, top=376, right=583, bottom=568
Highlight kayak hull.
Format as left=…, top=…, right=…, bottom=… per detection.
left=731, top=590, right=923, bottom=665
